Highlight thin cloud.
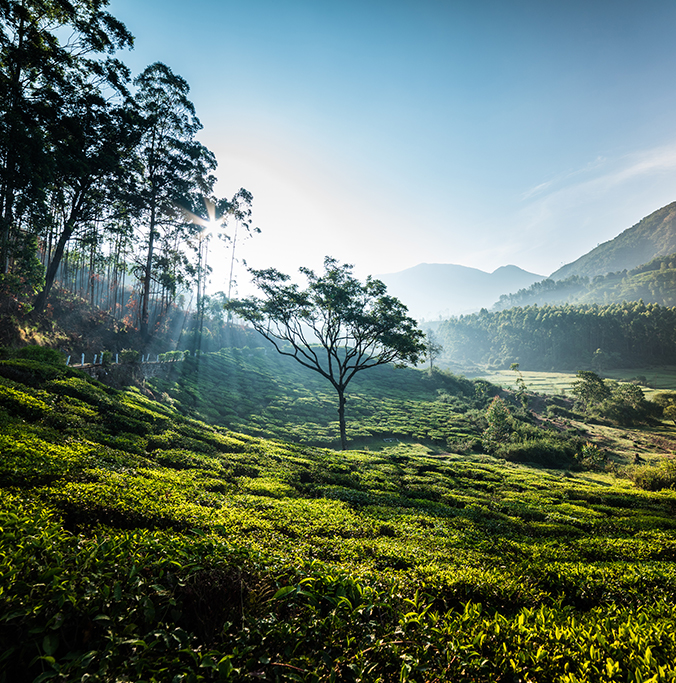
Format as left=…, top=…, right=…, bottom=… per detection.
left=526, top=143, right=676, bottom=205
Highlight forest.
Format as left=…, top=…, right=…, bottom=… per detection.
left=435, top=300, right=676, bottom=371
left=495, top=252, right=676, bottom=311
left=0, top=0, right=254, bottom=346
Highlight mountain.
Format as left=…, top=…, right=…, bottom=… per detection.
left=551, top=201, right=676, bottom=280
left=495, top=252, right=676, bottom=310
left=378, top=263, right=544, bottom=321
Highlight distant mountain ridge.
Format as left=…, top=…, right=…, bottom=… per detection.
left=495, top=252, right=676, bottom=310
left=378, top=262, right=544, bottom=321
left=551, top=201, right=676, bottom=280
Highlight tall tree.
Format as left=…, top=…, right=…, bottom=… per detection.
left=227, top=257, right=426, bottom=450
left=32, top=80, right=139, bottom=313
left=132, top=62, right=216, bottom=339
left=425, top=330, right=443, bottom=372
left=0, top=0, right=132, bottom=275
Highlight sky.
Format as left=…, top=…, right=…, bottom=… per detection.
left=108, top=0, right=676, bottom=296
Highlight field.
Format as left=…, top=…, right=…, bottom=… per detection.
left=2, top=357, right=676, bottom=681
left=475, top=369, right=579, bottom=395
left=475, top=366, right=676, bottom=396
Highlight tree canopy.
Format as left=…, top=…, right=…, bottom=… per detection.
left=227, top=256, right=426, bottom=449
left=0, top=2, right=253, bottom=347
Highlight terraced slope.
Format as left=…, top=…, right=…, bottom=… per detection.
left=1, top=359, right=676, bottom=681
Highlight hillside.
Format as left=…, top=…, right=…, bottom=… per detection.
left=436, top=300, right=676, bottom=372
left=495, top=252, right=676, bottom=310
left=3, top=357, right=676, bottom=680
left=147, top=346, right=491, bottom=450
left=377, top=263, right=544, bottom=320
left=551, top=201, right=676, bottom=280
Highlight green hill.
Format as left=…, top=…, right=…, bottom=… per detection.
left=146, top=345, right=489, bottom=450
left=3, top=357, right=676, bottom=680
left=495, top=252, right=676, bottom=310
left=551, top=201, right=676, bottom=280
left=438, top=300, right=676, bottom=371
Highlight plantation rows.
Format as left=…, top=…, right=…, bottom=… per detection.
left=1, top=357, right=676, bottom=680
left=148, top=347, right=495, bottom=449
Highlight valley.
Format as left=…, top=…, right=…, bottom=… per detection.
left=3, top=2, right=676, bottom=680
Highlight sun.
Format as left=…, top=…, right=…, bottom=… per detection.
left=180, top=197, right=224, bottom=235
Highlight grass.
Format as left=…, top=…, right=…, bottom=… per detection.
left=3, top=358, right=676, bottom=681
left=475, top=368, right=579, bottom=395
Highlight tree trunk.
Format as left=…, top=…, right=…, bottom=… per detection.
left=0, top=12, right=26, bottom=274
left=141, top=202, right=156, bottom=339
left=33, top=220, right=75, bottom=314
left=337, top=386, right=347, bottom=451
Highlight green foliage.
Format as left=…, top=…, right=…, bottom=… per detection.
left=437, top=301, right=676, bottom=371
left=120, top=348, right=140, bottom=363
left=15, top=345, right=65, bottom=365
left=149, top=346, right=491, bottom=450
left=634, top=460, right=676, bottom=491
left=482, top=395, right=511, bottom=449
left=3, top=358, right=676, bottom=680
left=571, top=370, right=611, bottom=408
left=228, top=257, right=426, bottom=449
left=570, top=371, right=656, bottom=427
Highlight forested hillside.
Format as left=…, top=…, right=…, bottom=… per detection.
left=0, top=1, right=255, bottom=347
left=4, top=357, right=676, bottom=681
left=551, top=201, right=676, bottom=280
left=436, top=301, right=676, bottom=371
left=496, top=252, right=676, bottom=310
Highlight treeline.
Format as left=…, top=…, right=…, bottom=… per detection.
left=436, top=301, right=676, bottom=370
left=0, top=1, right=254, bottom=341
left=495, top=252, right=676, bottom=310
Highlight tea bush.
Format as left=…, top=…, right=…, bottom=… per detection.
left=1, top=358, right=676, bottom=681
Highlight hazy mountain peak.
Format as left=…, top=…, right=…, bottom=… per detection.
left=551, top=201, right=676, bottom=280
left=378, top=262, right=544, bottom=321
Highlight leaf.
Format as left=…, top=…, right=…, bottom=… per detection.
left=273, top=586, right=296, bottom=600
left=42, top=633, right=59, bottom=656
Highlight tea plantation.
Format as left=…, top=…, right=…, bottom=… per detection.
left=2, top=357, right=676, bottom=681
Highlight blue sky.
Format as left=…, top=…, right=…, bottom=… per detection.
left=108, top=0, right=676, bottom=293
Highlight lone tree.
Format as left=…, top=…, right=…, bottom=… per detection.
left=227, top=257, right=426, bottom=450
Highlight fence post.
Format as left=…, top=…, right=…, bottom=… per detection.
left=66, top=356, right=71, bottom=366
left=81, top=353, right=85, bottom=366
left=116, top=353, right=119, bottom=364
left=93, top=354, right=97, bottom=365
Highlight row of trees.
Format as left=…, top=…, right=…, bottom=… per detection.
left=495, top=252, right=676, bottom=310
left=436, top=301, right=676, bottom=370
left=0, top=0, right=254, bottom=340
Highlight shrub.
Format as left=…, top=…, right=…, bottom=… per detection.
left=653, top=391, right=676, bottom=408
left=16, top=345, right=65, bottom=365
left=119, top=349, right=140, bottom=364
left=634, top=460, right=676, bottom=491
left=496, top=437, right=576, bottom=468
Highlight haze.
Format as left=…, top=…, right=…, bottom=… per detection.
left=109, top=0, right=676, bottom=294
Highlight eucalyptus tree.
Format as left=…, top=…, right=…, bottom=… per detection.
left=180, top=188, right=258, bottom=339
left=132, top=62, right=216, bottom=339
left=32, top=80, right=140, bottom=314
left=227, top=257, right=426, bottom=450
left=0, top=0, right=133, bottom=276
